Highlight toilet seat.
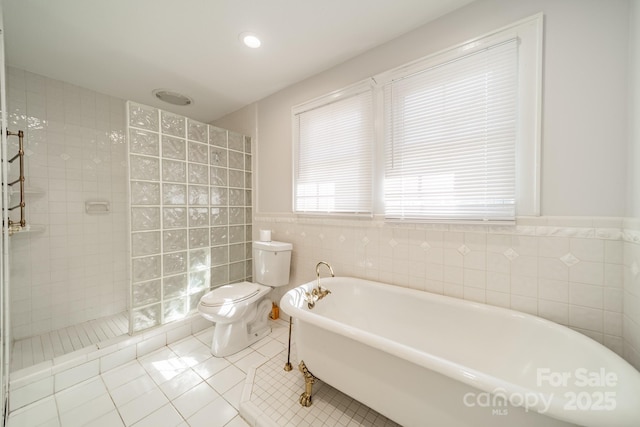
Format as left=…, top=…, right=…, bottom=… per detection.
left=200, top=282, right=263, bottom=307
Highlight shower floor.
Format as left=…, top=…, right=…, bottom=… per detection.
left=10, top=311, right=129, bottom=372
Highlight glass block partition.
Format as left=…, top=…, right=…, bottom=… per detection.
left=126, top=102, right=252, bottom=333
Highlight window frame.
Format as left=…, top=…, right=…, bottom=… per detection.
left=291, top=13, right=543, bottom=222
left=291, top=79, right=376, bottom=217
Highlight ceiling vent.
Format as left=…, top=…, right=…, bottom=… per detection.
left=152, top=89, right=193, bottom=106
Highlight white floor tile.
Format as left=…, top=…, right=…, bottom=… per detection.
left=225, top=415, right=250, bottom=427
left=109, top=374, right=157, bottom=407
left=131, top=403, right=184, bottom=427
left=118, top=387, right=169, bottom=426
left=101, top=360, right=147, bottom=390
left=7, top=397, right=58, bottom=427
left=254, top=339, right=285, bottom=359
left=186, top=397, right=237, bottom=427
left=83, top=410, right=125, bottom=427
left=55, top=377, right=108, bottom=414
left=171, top=381, right=219, bottom=419
left=234, top=351, right=268, bottom=373
left=206, top=365, right=245, bottom=394
left=58, top=394, right=115, bottom=427
left=192, top=355, right=230, bottom=380
left=223, top=381, right=245, bottom=410
left=168, top=336, right=205, bottom=356
left=159, top=368, right=203, bottom=400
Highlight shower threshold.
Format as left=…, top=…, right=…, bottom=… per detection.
left=10, top=311, right=129, bottom=372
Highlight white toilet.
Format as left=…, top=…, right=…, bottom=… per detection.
left=197, top=240, right=292, bottom=357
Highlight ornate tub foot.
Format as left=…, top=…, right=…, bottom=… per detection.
left=298, top=360, right=317, bottom=407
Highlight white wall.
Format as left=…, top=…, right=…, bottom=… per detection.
left=623, top=0, right=640, bottom=370
left=217, top=0, right=630, bottom=217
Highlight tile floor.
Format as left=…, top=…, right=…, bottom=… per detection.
left=11, top=312, right=129, bottom=371
left=7, top=319, right=396, bottom=427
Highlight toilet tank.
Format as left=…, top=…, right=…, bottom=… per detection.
left=253, top=241, right=293, bottom=287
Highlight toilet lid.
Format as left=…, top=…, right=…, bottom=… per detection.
left=200, top=282, right=262, bottom=307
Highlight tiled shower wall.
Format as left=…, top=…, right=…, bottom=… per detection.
left=127, top=102, right=252, bottom=332
left=6, top=67, right=128, bottom=340
left=257, top=215, right=630, bottom=360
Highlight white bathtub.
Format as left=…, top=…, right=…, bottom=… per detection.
left=280, top=277, right=640, bottom=427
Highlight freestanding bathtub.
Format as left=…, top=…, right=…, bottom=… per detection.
left=280, top=277, right=640, bottom=427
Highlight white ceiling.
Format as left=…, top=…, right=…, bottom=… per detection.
left=2, top=0, right=474, bottom=123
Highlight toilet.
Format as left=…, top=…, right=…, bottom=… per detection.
left=197, top=240, right=292, bottom=357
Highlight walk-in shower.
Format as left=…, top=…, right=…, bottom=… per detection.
left=3, top=68, right=253, bottom=375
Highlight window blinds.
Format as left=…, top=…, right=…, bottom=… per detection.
left=294, top=89, right=373, bottom=214
left=384, top=39, right=518, bottom=221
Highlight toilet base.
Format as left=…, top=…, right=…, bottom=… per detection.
left=210, top=298, right=272, bottom=357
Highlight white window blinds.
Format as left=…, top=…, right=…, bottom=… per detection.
left=384, top=39, right=518, bottom=221
left=294, top=88, right=373, bottom=214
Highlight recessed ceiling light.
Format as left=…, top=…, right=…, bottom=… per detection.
left=152, top=89, right=193, bottom=106
left=240, top=32, right=261, bottom=49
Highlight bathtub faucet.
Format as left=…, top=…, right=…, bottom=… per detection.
left=305, top=261, right=334, bottom=309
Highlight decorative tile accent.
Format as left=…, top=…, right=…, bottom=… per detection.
left=503, top=248, right=519, bottom=261
left=388, top=238, right=398, bottom=248
left=420, top=241, right=431, bottom=251
left=632, top=262, right=639, bottom=277
left=457, top=244, right=471, bottom=256
left=560, top=253, right=581, bottom=267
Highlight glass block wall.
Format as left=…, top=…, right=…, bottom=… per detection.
left=126, top=102, right=252, bottom=333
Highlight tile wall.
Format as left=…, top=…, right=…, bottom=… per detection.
left=623, top=218, right=640, bottom=369
left=5, top=67, right=128, bottom=340
left=257, top=215, right=629, bottom=358
left=127, top=103, right=252, bottom=332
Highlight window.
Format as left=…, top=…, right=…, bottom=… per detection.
left=293, top=83, right=374, bottom=215
left=292, top=14, right=542, bottom=222
left=383, top=39, right=518, bottom=221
